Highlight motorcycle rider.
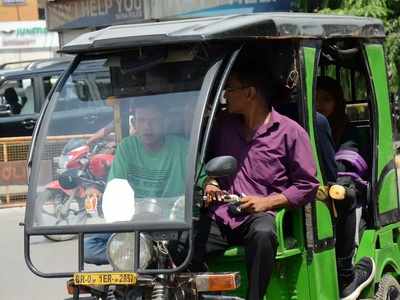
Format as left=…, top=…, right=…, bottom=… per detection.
left=84, top=100, right=189, bottom=264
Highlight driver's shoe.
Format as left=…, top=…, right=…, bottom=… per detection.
left=340, top=257, right=376, bottom=300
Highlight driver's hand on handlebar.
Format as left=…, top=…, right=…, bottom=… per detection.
left=203, top=184, right=227, bottom=208
left=240, top=195, right=271, bottom=213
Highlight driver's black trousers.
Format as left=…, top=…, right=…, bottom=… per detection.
left=192, top=212, right=277, bottom=300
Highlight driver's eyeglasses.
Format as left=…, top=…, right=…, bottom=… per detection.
left=224, top=86, right=250, bottom=93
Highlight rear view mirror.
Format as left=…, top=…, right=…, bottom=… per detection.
left=205, top=156, right=237, bottom=177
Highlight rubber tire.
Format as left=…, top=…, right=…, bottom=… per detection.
left=375, top=274, right=400, bottom=300
left=36, top=189, right=85, bottom=242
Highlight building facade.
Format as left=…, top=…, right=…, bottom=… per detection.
left=0, top=0, right=59, bottom=64
left=0, top=0, right=39, bottom=21
left=0, top=20, right=59, bottom=64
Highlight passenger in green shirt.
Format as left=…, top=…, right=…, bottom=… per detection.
left=85, top=101, right=188, bottom=265
left=108, top=133, right=187, bottom=199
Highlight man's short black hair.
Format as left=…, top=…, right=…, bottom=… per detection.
left=230, top=57, right=276, bottom=106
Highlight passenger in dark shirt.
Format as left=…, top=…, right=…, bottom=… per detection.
left=316, top=112, right=337, bottom=182
left=316, top=76, right=374, bottom=300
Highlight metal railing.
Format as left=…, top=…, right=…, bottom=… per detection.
left=0, top=136, right=31, bottom=206
left=0, top=135, right=89, bottom=207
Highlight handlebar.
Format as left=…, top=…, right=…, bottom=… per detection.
left=202, top=193, right=241, bottom=203
left=202, top=193, right=243, bottom=215
left=221, top=194, right=241, bottom=203
left=209, top=187, right=355, bottom=203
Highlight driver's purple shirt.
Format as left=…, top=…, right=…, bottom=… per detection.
left=210, top=109, right=319, bottom=228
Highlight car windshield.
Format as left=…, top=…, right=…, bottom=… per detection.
left=32, top=45, right=218, bottom=229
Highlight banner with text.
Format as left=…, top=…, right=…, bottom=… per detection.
left=0, top=21, right=59, bottom=50
left=47, top=0, right=144, bottom=30
left=150, top=0, right=295, bottom=19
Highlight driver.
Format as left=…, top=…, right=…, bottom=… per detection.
left=84, top=100, right=188, bottom=265
left=195, top=59, right=320, bottom=300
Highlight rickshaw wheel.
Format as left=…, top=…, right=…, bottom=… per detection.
left=375, top=274, right=400, bottom=300
left=35, top=189, right=87, bottom=241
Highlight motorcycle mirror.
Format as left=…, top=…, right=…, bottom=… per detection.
left=205, top=156, right=237, bottom=177
left=58, top=169, right=82, bottom=190
left=102, top=179, right=135, bottom=223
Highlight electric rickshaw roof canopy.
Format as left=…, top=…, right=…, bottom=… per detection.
left=61, top=13, right=385, bottom=54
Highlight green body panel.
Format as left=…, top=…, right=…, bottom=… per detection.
left=355, top=230, right=376, bottom=259
left=303, top=46, right=333, bottom=241
left=209, top=209, right=310, bottom=299
left=365, top=44, right=398, bottom=214
left=356, top=224, right=400, bottom=297
left=212, top=225, right=400, bottom=299
left=314, top=201, right=332, bottom=239
left=265, top=254, right=310, bottom=300
left=300, top=46, right=339, bottom=300
left=303, top=47, right=322, bottom=179
left=275, top=209, right=304, bottom=258
left=378, top=170, right=399, bottom=214
left=209, top=250, right=310, bottom=299
left=210, top=248, right=339, bottom=299
left=307, top=249, right=339, bottom=300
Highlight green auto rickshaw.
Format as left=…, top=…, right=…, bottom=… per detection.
left=24, top=13, right=400, bottom=300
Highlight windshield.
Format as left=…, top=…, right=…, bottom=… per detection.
left=31, top=45, right=218, bottom=230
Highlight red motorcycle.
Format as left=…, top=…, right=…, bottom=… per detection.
left=35, top=138, right=114, bottom=241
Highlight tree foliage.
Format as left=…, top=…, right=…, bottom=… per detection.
left=318, top=0, right=400, bottom=92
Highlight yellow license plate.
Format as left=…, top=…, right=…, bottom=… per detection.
left=73, top=272, right=137, bottom=286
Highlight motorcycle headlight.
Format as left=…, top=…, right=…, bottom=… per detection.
left=106, top=233, right=154, bottom=271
